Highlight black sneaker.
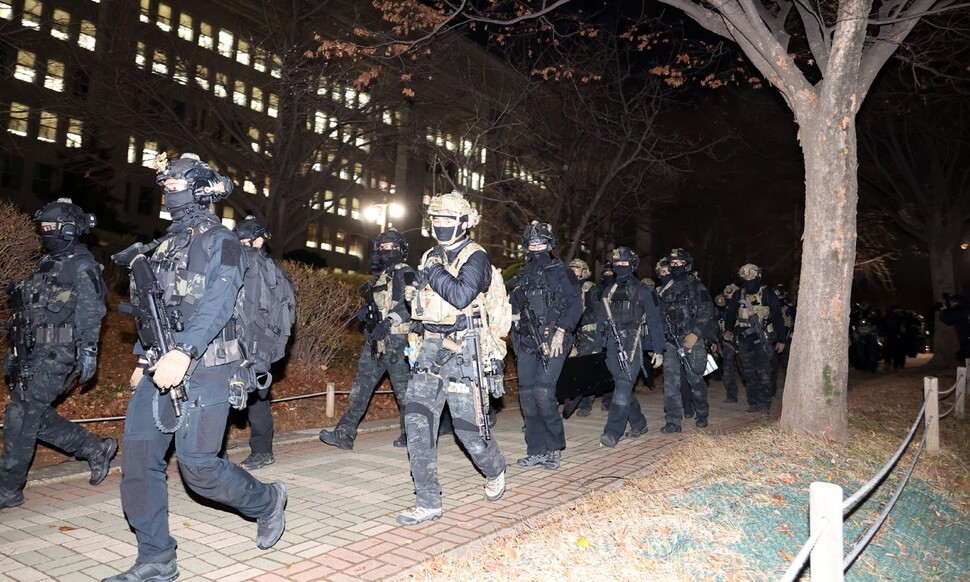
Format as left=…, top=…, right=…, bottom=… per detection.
left=625, top=426, right=646, bottom=438
left=599, top=434, right=618, bottom=448
left=240, top=453, right=275, bottom=470
left=660, top=423, right=682, bottom=434
left=0, top=488, right=24, bottom=510
left=256, top=481, right=287, bottom=550
left=319, top=429, right=353, bottom=450
left=393, top=434, right=408, bottom=448
left=87, top=438, right=118, bottom=486
left=101, top=558, right=178, bottom=582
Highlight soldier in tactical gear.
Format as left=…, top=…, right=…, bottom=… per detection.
left=507, top=222, right=582, bottom=469
left=564, top=258, right=605, bottom=417
left=771, top=284, right=796, bottom=393
left=723, top=263, right=786, bottom=414
left=105, top=154, right=286, bottom=582
left=596, top=247, right=665, bottom=447
left=320, top=228, right=415, bottom=450
left=397, top=192, right=507, bottom=526
left=232, top=216, right=295, bottom=471
left=600, top=262, right=616, bottom=289
left=0, top=199, right=116, bottom=510
left=716, top=284, right=742, bottom=403
left=657, top=248, right=718, bottom=433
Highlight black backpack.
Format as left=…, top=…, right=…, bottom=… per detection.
left=235, top=251, right=295, bottom=382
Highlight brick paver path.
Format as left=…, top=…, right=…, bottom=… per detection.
left=0, top=385, right=762, bottom=581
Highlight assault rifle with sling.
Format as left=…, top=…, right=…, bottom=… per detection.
left=456, top=308, right=491, bottom=440
left=740, top=297, right=773, bottom=359
left=360, top=281, right=381, bottom=359
left=6, top=281, right=33, bottom=390
left=602, top=297, right=632, bottom=377
left=113, top=241, right=191, bottom=419
left=513, top=288, right=549, bottom=371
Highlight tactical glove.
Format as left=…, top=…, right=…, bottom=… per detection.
left=548, top=328, right=566, bottom=358
left=723, top=331, right=734, bottom=343
left=357, top=305, right=370, bottom=322
left=370, top=319, right=392, bottom=342
left=684, top=333, right=699, bottom=351
left=775, top=342, right=786, bottom=354
left=79, top=346, right=98, bottom=383
left=650, top=352, right=664, bottom=369
left=150, top=349, right=192, bottom=389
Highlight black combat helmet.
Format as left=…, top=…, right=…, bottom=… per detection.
left=234, top=215, right=270, bottom=242
left=374, top=228, right=408, bottom=268
left=34, top=198, right=96, bottom=252
left=522, top=220, right=556, bottom=252
left=153, top=152, right=233, bottom=210
left=666, top=248, right=694, bottom=273
left=610, top=246, right=640, bottom=271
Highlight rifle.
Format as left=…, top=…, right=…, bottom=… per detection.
left=739, top=297, right=773, bottom=359
left=513, top=289, right=549, bottom=370
left=6, top=281, right=33, bottom=390
left=360, top=281, right=382, bottom=359
left=113, top=244, right=191, bottom=419
left=602, top=297, right=632, bottom=377
left=455, top=307, right=491, bottom=440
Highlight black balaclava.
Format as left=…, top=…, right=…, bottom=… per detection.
left=614, top=264, right=635, bottom=279
left=670, top=262, right=691, bottom=281
left=526, top=239, right=552, bottom=267
left=743, top=276, right=763, bottom=294
left=378, top=248, right=404, bottom=269
left=41, top=229, right=76, bottom=254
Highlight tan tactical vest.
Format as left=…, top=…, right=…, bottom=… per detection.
left=373, top=264, right=410, bottom=335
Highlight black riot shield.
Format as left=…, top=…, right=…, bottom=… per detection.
left=557, top=352, right=615, bottom=417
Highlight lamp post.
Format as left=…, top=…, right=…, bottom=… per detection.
left=364, top=201, right=404, bottom=233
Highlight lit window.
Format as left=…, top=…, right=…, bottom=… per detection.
left=0, top=2, right=12, bottom=20
left=332, top=86, right=342, bottom=103
left=22, top=0, right=41, bottom=29
left=271, top=55, right=281, bottom=78
left=335, top=229, right=346, bottom=253
left=156, top=3, right=171, bottom=32
left=233, top=80, right=246, bottom=106
left=349, top=235, right=361, bottom=257
left=359, top=92, right=370, bottom=106
left=337, top=196, right=347, bottom=217
left=199, top=22, right=213, bottom=50
left=79, top=20, right=96, bottom=51
left=15, top=50, right=36, bottom=83
left=44, top=59, right=64, bottom=92
left=65, top=118, right=82, bottom=148
left=178, top=12, right=193, bottom=41
left=38, top=111, right=57, bottom=143
left=135, top=42, right=146, bottom=69
left=253, top=48, right=266, bottom=72
left=51, top=9, right=70, bottom=40
left=267, top=93, right=278, bottom=118
left=306, top=223, right=318, bottom=248
left=250, top=86, right=262, bottom=111
left=151, top=50, right=168, bottom=76
left=351, top=197, right=360, bottom=220
left=324, top=191, right=334, bottom=213
left=195, top=64, right=209, bottom=90
left=173, top=57, right=189, bottom=85
left=214, top=73, right=228, bottom=98
left=7, top=102, right=29, bottom=136
left=382, top=110, right=393, bottom=125
left=217, top=30, right=233, bottom=58
left=236, top=39, right=249, bottom=66
left=243, top=180, right=257, bottom=194
left=320, top=226, right=331, bottom=251
left=139, top=0, right=150, bottom=23
left=314, top=111, right=327, bottom=134
left=344, top=86, right=357, bottom=107
left=355, top=163, right=364, bottom=185
left=142, top=140, right=159, bottom=167
left=264, top=132, right=274, bottom=157
left=221, top=205, right=235, bottom=230
left=356, top=134, right=369, bottom=153
left=248, top=127, right=259, bottom=153
left=480, top=148, right=487, bottom=164
left=127, top=136, right=137, bottom=164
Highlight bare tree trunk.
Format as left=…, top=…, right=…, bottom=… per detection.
left=780, top=109, right=858, bottom=442
left=928, top=239, right=959, bottom=365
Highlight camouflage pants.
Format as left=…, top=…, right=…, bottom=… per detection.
left=662, top=340, right=709, bottom=426
left=602, top=344, right=646, bottom=440
left=0, top=345, right=100, bottom=492
left=334, top=334, right=410, bottom=441
left=404, top=338, right=505, bottom=510
left=737, top=335, right=774, bottom=410
left=720, top=341, right=740, bottom=400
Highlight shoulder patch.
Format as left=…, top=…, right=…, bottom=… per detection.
left=221, top=238, right=242, bottom=267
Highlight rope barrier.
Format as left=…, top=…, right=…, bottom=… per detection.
left=842, top=398, right=927, bottom=513
left=779, top=517, right=830, bottom=582
left=939, top=401, right=957, bottom=420
left=843, top=432, right=927, bottom=570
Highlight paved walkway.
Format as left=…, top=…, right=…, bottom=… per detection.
left=0, top=384, right=762, bottom=581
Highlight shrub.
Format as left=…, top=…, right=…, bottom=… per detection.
left=283, top=260, right=364, bottom=368
left=0, top=201, right=41, bottom=326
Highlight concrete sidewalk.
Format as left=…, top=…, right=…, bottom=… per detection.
left=0, top=386, right=762, bottom=581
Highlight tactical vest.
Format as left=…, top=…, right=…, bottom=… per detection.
left=659, top=278, right=699, bottom=339
left=578, top=281, right=598, bottom=334
left=412, top=243, right=487, bottom=327
left=736, top=287, right=772, bottom=334
left=513, top=260, right=567, bottom=327
left=605, top=281, right=644, bottom=332
left=371, top=263, right=410, bottom=335
left=148, top=219, right=241, bottom=367
left=19, top=252, right=88, bottom=345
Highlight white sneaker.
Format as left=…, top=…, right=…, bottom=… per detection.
left=396, top=506, right=442, bottom=526
left=484, top=469, right=506, bottom=501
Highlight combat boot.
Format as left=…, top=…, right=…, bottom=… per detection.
left=695, top=417, right=709, bottom=428
left=660, top=423, right=682, bottom=434
left=392, top=433, right=407, bottom=448
left=240, top=452, right=275, bottom=470
left=397, top=505, right=443, bottom=525
left=599, top=434, right=618, bottom=448
left=542, top=450, right=561, bottom=470
left=256, top=481, right=287, bottom=549
left=484, top=469, right=506, bottom=501
left=516, top=452, right=550, bottom=467
left=0, top=488, right=24, bottom=510
left=625, top=425, right=646, bottom=439
left=319, top=429, right=353, bottom=450
left=86, top=438, right=118, bottom=486
left=100, top=558, right=178, bottom=582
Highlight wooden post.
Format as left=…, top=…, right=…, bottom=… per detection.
left=955, top=366, right=966, bottom=420
left=810, top=482, right=844, bottom=582
left=924, top=377, right=939, bottom=454
left=326, top=382, right=335, bottom=418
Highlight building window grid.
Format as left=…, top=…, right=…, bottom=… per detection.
left=65, top=118, right=82, bottom=148
left=306, top=223, right=318, bottom=248
left=156, top=3, right=172, bottom=32
left=78, top=20, right=96, bottom=51
left=51, top=9, right=70, bottom=40
left=8, top=102, right=29, bottom=136
left=250, top=86, right=263, bottom=111
left=214, top=72, right=228, bottom=98
left=38, top=111, right=57, bottom=143
left=44, top=59, right=65, bottom=92
left=236, top=39, right=250, bottom=66
left=15, top=50, right=37, bottom=83
left=195, top=64, right=209, bottom=90
left=232, top=80, right=247, bottom=106
left=22, top=0, right=41, bottom=29
left=139, top=0, right=150, bottom=23
left=142, top=140, right=159, bottom=168
left=335, top=229, right=346, bottom=253
left=320, top=226, right=332, bottom=251
left=151, top=49, right=168, bottom=76
left=217, top=30, right=233, bottom=59
left=174, top=57, right=189, bottom=85
left=199, top=22, right=213, bottom=50
left=0, top=1, right=12, bottom=20
left=178, top=13, right=193, bottom=41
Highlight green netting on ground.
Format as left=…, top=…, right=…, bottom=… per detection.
left=648, top=468, right=969, bottom=581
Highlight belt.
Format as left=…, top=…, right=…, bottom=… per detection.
left=423, top=330, right=462, bottom=340
left=34, top=325, right=74, bottom=345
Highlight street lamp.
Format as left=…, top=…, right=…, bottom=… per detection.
left=364, top=201, right=404, bottom=232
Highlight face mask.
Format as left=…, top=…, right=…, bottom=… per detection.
left=614, top=265, right=634, bottom=279
left=163, top=188, right=196, bottom=212
left=433, top=225, right=463, bottom=244
left=41, top=231, right=73, bottom=253
left=527, top=250, right=551, bottom=264
left=743, top=277, right=762, bottom=293
left=670, top=264, right=691, bottom=281
left=378, top=249, right=404, bottom=267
